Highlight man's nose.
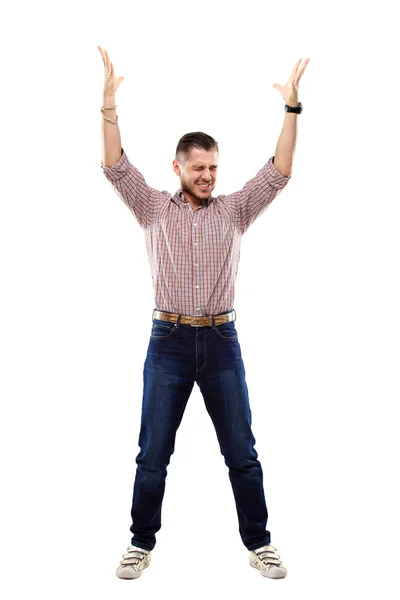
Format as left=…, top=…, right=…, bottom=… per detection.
left=201, top=169, right=212, bottom=181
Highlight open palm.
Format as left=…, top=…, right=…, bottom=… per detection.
left=97, top=46, right=125, bottom=97
left=272, top=58, right=310, bottom=104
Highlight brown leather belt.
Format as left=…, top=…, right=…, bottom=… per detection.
left=152, top=309, right=236, bottom=327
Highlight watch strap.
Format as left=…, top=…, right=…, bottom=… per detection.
left=284, top=102, right=303, bottom=114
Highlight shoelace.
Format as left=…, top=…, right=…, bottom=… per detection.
left=118, top=545, right=149, bottom=569
left=255, top=545, right=284, bottom=569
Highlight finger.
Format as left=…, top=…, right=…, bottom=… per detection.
left=291, top=58, right=302, bottom=77
left=299, top=58, right=310, bottom=73
left=302, top=57, right=310, bottom=73
left=104, top=49, right=111, bottom=77
left=297, top=58, right=310, bottom=81
left=99, top=47, right=108, bottom=75
left=97, top=46, right=105, bottom=62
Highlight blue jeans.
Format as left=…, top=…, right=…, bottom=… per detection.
left=129, top=309, right=271, bottom=552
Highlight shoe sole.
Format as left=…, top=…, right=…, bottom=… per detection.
left=250, top=562, right=287, bottom=579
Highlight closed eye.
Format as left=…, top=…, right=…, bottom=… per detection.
left=194, top=166, right=217, bottom=170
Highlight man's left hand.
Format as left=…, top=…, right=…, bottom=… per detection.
left=272, top=58, right=310, bottom=106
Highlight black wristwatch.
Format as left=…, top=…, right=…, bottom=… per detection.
left=284, top=102, right=303, bottom=114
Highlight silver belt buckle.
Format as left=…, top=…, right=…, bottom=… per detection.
left=190, top=315, right=203, bottom=327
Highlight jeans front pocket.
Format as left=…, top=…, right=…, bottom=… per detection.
left=150, top=319, right=177, bottom=340
left=213, top=320, right=238, bottom=340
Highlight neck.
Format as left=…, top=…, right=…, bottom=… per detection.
left=181, top=190, right=204, bottom=208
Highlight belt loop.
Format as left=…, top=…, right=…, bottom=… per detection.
left=152, top=308, right=156, bottom=322
left=176, top=313, right=182, bottom=329
left=232, top=309, right=237, bottom=322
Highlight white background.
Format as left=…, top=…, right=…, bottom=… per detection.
left=1, top=0, right=399, bottom=597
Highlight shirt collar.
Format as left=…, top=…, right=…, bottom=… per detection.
left=173, top=190, right=212, bottom=208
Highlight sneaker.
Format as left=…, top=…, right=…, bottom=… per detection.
left=249, top=545, right=287, bottom=579
left=116, top=544, right=151, bottom=579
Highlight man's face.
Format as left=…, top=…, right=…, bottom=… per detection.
left=173, top=147, right=218, bottom=203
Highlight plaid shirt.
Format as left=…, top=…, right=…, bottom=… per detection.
left=101, top=148, right=290, bottom=316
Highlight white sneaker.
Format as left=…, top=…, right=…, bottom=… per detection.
left=249, top=545, right=287, bottom=579
left=116, top=545, right=151, bottom=579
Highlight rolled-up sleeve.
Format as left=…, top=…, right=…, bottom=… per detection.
left=223, top=156, right=291, bottom=234
left=100, top=148, right=166, bottom=228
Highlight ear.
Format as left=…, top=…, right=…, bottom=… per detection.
left=172, top=159, right=181, bottom=177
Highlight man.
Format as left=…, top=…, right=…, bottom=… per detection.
left=97, top=46, right=309, bottom=580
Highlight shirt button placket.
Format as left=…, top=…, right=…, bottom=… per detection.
left=193, top=216, right=201, bottom=316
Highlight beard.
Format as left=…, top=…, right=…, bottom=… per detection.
left=180, top=177, right=214, bottom=202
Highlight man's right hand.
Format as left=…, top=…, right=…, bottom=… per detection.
left=97, top=46, right=125, bottom=98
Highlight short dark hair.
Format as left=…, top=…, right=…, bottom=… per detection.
left=175, top=132, right=218, bottom=164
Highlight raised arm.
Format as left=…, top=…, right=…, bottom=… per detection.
left=98, top=46, right=124, bottom=167
left=272, top=57, right=310, bottom=177
left=98, top=47, right=167, bottom=228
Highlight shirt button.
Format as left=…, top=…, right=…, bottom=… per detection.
left=195, top=263, right=199, bottom=267
left=195, top=285, right=199, bottom=288
left=194, top=242, right=198, bottom=246
left=194, top=223, right=197, bottom=227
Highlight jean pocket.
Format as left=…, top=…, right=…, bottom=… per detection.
left=150, top=320, right=177, bottom=340
left=214, top=321, right=238, bottom=340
